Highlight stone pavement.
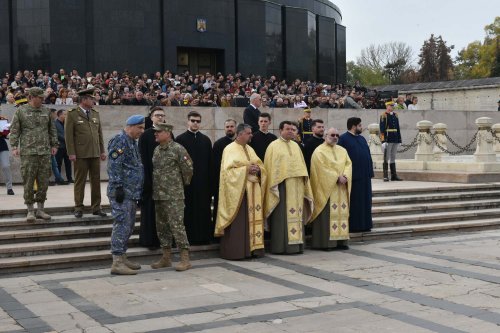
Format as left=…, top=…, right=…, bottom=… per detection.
left=2, top=229, right=500, bottom=332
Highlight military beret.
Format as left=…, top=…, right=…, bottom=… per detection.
left=77, top=88, right=95, bottom=97
left=126, top=115, right=145, bottom=126
left=27, top=87, right=44, bottom=97
left=385, top=101, right=395, bottom=106
left=153, top=123, right=173, bottom=132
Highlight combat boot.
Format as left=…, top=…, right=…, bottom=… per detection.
left=35, top=202, right=51, bottom=220
left=175, top=249, right=192, bottom=272
left=151, top=247, right=172, bottom=269
left=383, top=162, right=389, bottom=182
left=26, top=204, right=36, bottom=223
left=122, top=253, right=141, bottom=270
left=111, top=255, right=138, bottom=275
left=390, top=163, right=403, bottom=181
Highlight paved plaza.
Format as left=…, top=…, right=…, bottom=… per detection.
left=2, top=228, right=500, bottom=332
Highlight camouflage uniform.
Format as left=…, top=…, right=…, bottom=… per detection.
left=153, top=140, right=193, bottom=249
left=9, top=104, right=58, bottom=204
left=107, top=130, right=144, bottom=255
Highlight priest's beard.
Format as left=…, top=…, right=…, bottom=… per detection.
left=355, top=129, right=362, bottom=135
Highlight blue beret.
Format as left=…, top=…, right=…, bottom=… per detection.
left=126, top=115, right=145, bottom=126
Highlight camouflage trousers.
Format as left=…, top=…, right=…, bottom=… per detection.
left=20, top=154, right=51, bottom=205
left=155, top=200, right=189, bottom=249
left=109, top=198, right=137, bottom=255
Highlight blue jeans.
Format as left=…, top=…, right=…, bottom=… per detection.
left=51, top=155, right=64, bottom=182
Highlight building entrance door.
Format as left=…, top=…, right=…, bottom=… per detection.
left=177, top=47, right=224, bottom=75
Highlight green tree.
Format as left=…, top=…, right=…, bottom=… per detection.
left=455, top=16, right=499, bottom=79
left=418, top=34, right=454, bottom=81
left=346, top=61, right=389, bottom=86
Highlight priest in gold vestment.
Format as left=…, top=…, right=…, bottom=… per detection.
left=310, top=128, right=352, bottom=250
left=215, top=124, right=267, bottom=259
left=263, top=121, right=314, bottom=254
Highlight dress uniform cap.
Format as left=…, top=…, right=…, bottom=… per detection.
left=77, top=88, right=95, bottom=97
left=385, top=101, right=395, bottom=106
left=27, top=87, right=44, bottom=97
left=303, top=108, right=311, bottom=113
left=126, top=115, right=145, bottom=126
left=152, top=123, right=173, bottom=132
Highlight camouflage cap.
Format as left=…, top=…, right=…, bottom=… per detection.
left=27, top=87, right=44, bottom=97
left=153, top=123, right=173, bottom=132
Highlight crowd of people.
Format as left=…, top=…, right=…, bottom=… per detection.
left=2, top=86, right=382, bottom=275
left=0, top=69, right=418, bottom=110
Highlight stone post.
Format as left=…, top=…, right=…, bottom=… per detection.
left=414, top=120, right=434, bottom=161
left=432, top=123, right=449, bottom=161
left=367, top=123, right=383, bottom=161
left=492, top=123, right=500, bottom=153
left=474, top=117, right=496, bottom=162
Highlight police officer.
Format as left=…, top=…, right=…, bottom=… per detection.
left=107, top=115, right=145, bottom=275
left=380, top=101, right=403, bottom=182
left=298, top=108, right=313, bottom=142
left=65, top=88, right=107, bottom=218
left=150, top=123, right=194, bottom=272
left=9, top=87, right=58, bottom=222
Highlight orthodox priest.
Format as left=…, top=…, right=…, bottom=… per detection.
left=337, top=117, right=373, bottom=232
left=138, top=107, right=165, bottom=248
left=249, top=113, right=277, bottom=161
left=176, top=111, right=213, bottom=244
left=310, top=128, right=352, bottom=250
left=263, top=120, right=314, bottom=254
left=212, top=119, right=236, bottom=224
left=303, top=119, right=325, bottom=172
left=215, top=124, right=267, bottom=259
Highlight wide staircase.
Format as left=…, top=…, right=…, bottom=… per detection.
left=1, top=183, right=500, bottom=273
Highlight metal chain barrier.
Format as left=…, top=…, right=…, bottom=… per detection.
left=397, top=133, right=419, bottom=153
left=430, top=130, right=478, bottom=155
left=490, top=130, right=500, bottom=143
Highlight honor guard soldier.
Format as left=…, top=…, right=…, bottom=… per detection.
left=380, top=101, right=403, bottom=182
left=298, top=108, right=313, bottom=142
left=108, top=115, right=145, bottom=275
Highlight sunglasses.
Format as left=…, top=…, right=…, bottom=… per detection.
left=189, top=119, right=201, bottom=123
left=330, top=134, right=340, bottom=138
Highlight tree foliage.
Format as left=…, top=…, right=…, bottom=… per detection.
left=418, top=34, right=454, bottom=82
left=454, top=16, right=499, bottom=79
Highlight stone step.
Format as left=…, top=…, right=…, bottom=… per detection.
left=372, top=190, right=500, bottom=206
left=0, top=244, right=219, bottom=274
left=372, top=208, right=500, bottom=227
left=0, top=223, right=140, bottom=244
left=372, top=199, right=500, bottom=216
left=352, top=218, right=500, bottom=242
left=0, top=235, right=139, bottom=258
left=371, top=183, right=500, bottom=197
left=0, top=205, right=112, bottom=218
left=0, top=214, right=116, bottom=231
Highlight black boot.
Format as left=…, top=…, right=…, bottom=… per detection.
left=390, top=163, right=403, bottom=181
left=383, top=162, right=389, bottom=182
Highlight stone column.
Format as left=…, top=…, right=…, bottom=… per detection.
left=474, top=117, right=496, bottom=162
left=415, top=120, right=434, bottom=161
left=432, top=123, right=449, bottom=161
left=367, top=123, right=383, bottom=161
left=492, top=123, right=500, bottom=153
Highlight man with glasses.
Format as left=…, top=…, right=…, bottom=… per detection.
left=310, top=128, right=352, bottom=250
left=175, top=111, right=213, bottom=244
left=65, top=88, right=107, bottom=218
left=138, top=106, right=165, bottom=249
left=338, top=117, right=374, bottom=232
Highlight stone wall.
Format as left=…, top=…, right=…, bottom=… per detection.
left=411, top=87, right=500, bottom=111
left=1, top=105, right=499, bottom=184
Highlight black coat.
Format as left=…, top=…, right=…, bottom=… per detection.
left=303, top=136, right=324, bottom=173
left=249, top=131, right=277, bottom=161
left=243, top=105, right=260, bottom=133
left=212, top=135, right=234, bottom=223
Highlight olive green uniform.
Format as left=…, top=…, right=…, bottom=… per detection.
left=64, top=106, right=105, bottom=213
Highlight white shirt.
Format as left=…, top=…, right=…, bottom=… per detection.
left=408, top=104, right=418, bottom=110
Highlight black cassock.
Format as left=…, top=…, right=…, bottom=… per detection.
left=138, top=128, right=160, bottom=248
left=337, top=132, right=374, bottom=232
left=212, top=135, right=234, bottom=224
left=249, top=131, right=277, bottom=161
left=303, top=136, right=324, bottom=173
left=176, top=130, right=214, bottom=244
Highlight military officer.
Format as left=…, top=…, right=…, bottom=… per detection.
left=150, top=123, right=194, bottom=272
left=298, top=108, right=313, bottom=142
left=380, top=101, right=403, bottom=182
left=107, top=115, right=145, bottom=275
left=65, top=88, right=107, bottom=218
left=9, top=87, right=58, bottom=222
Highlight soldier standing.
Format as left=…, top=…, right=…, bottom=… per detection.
left=107, top=115, right=145, bottom=275
left=380, top=101, right=403, bottom=182
left=9, top=87, right=58, bottom=221
left=150, top=123, right=194, bottom=272
left=298, top=108, right=313, bottom=142
left=65, top=88, right=107, bottom=218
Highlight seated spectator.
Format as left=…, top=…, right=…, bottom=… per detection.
left=55, top=88, right=73, bottom=105
left=293, top=95, right=308, bottom=108
left=408, top=96, right=419, bottom=110
left=130, top=90, right=149, bottom=105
